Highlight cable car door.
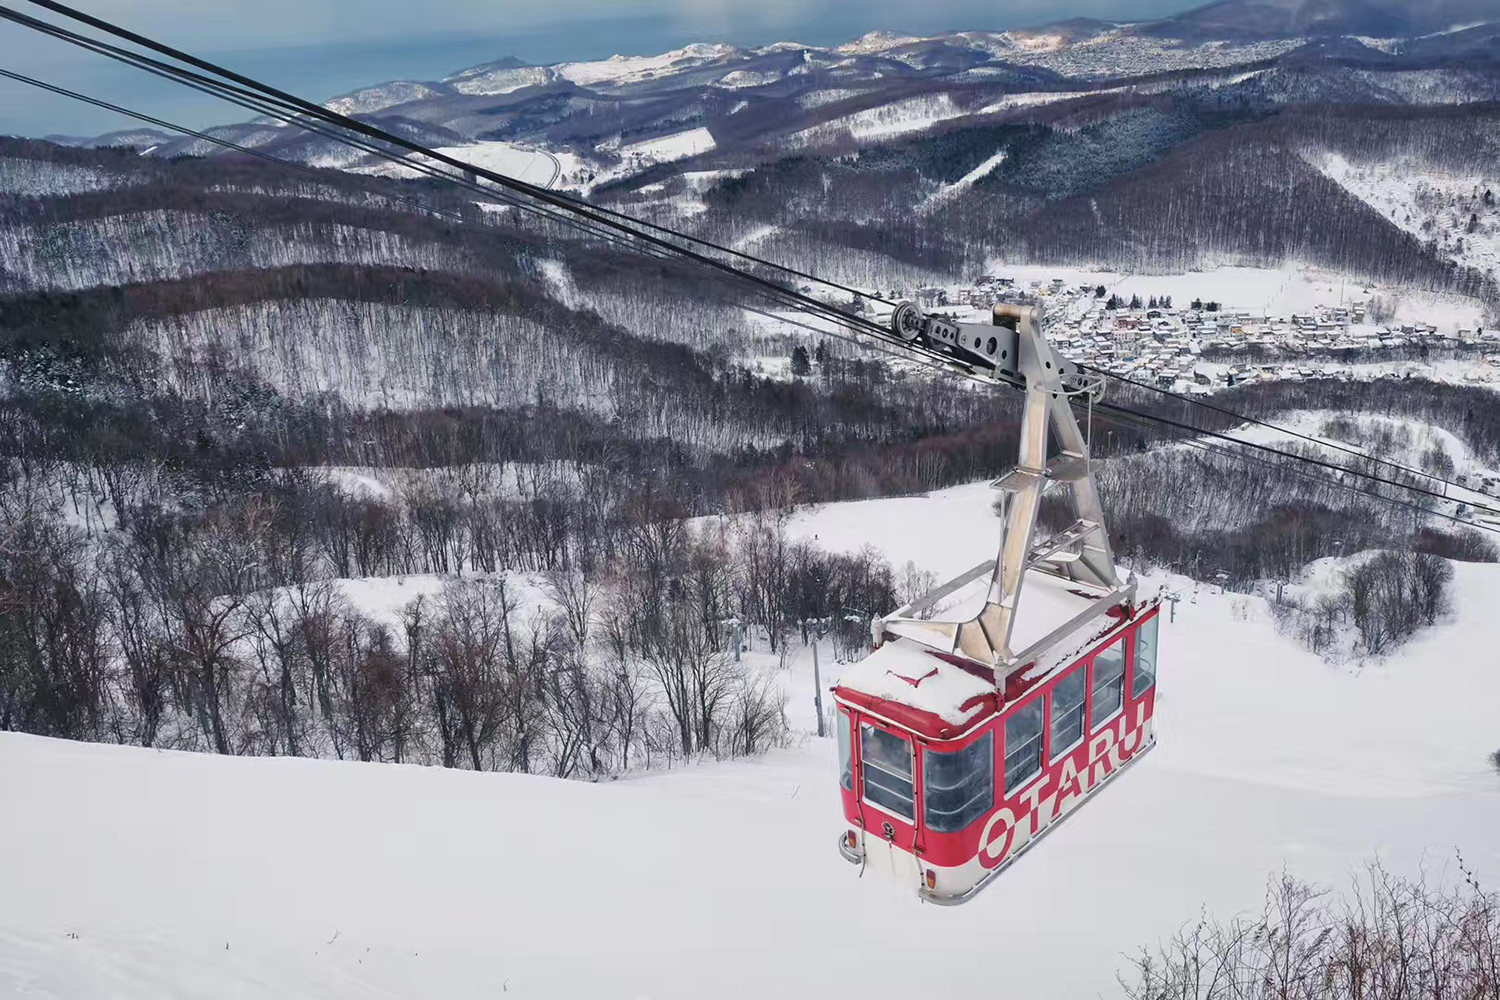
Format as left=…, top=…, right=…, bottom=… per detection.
left=856, top=719, right=922, bottom=886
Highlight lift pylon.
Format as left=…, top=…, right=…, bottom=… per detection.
left=876, top=303, right=1128, bottom=682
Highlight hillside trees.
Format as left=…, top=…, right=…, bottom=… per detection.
left=0, top=479, right=110, bottom=740
left=0, top=460, right=823, bottom=773
left=1346, top=551, right=1453, bottom=655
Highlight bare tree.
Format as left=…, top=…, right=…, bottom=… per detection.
left=246, top=589, right=309, bottom=757
left=102, top=543, right=170, bottom=747
left=1120, top=859, right=1500, bottom=1000
left=428, top=577, right=516, bottom=770
left=543, top=565, right=597, bottom=656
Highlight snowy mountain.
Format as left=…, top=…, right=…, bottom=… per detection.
left=46, top=0, right=1496, bottom=295
left=83, top=2, right=1500, bottom=184
left=1146, top=0, right=1500, bottom=40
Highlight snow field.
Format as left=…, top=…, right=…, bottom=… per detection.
left=358, top=141, right=560, bottom=188
left=784, top=94, right=968, bottom=151
left=1208, top=410, right=1500, bottom=511
left=554, top=44, right=736, bottom=88
left=6, top=481, right=1500, bottom=998
left=1313, top=152, right=1500, bottom=276
left=617, top=127, right=717, bottom=166
left=980, top=261, right=1491, bottom=332
left=920, top=149, right=1009, bottom=211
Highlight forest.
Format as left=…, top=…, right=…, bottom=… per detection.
left=2, top=135, right=1495, bottom=774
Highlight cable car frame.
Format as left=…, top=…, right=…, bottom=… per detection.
left=832, top=302, right=1164, bottom=905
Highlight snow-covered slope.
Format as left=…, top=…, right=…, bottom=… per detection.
left=356, top=140, right=561, bottom=188
left=1311, top=152, right=1500, bottom=274
left=324, top=81, right=445, bottom=116
left=6, top=481, right=1500, bottom=998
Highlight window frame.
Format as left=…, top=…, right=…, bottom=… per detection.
left=859, top=722, right=915, bottom=822
left=1003, top=697, right=1046, bottom=796
left=922, top=732, right=994, bottom=834
left=1089, top=637, right=1128, bottom=732
left=837, top=710, right=853, bottom=792
left=1049, top=664, right=1088, bottom=763
left=1132, top=614, right=1160, bottom=700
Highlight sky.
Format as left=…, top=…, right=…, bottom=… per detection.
left=0, top=0, right=1188, bottom=138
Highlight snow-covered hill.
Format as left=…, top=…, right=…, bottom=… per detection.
left=86, top=6, right=1500, bottom=203
left=37, top=4, right=1500, bottom=291
left=6, top=481, right=1499, bottom=998
left=1312, top=152, right=1500, bottom=275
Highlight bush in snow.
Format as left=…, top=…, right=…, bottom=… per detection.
left=1489, top=749, right=1500, bottom=778
left=1119, top=860, right=1500, bottom=1000
left=1273, top=550, right=1453, bottom=660
left=1346, top=551, right=1452, bottom=656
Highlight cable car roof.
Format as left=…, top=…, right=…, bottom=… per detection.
left=834, top=641, right=996, bottom=735
left=837, top=566, right=1143, bottom=741
left=934, top=568, right=1117, bottom=656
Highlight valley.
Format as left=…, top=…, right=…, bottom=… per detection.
left=4, top=1, right=1500, bottom=996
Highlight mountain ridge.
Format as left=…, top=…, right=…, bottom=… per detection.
left=48, top=0, right=1498, bottom=157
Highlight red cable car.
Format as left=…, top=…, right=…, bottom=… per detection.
left=832, top=302, right=1164, bottom=904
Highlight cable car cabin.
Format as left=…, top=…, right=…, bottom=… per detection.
left=830, top=300, right=1165, bottom=904
left=831, top=567, right=1162, bottom=904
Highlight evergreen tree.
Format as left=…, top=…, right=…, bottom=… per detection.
left=790, top=345, right=812, bottom=377
left=1130, top=294, right=1142, bottom=310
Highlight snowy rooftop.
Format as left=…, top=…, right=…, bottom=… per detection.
left=928, top=567, right=1114, bottom=658
left=834, top=640, right=994, bottom=727
left=837, top=568, right=1123, bottom=729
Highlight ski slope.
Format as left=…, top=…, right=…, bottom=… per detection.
left=6, top=482, right=1500, bottom=998
left=359, top=141, right=561, bottom=188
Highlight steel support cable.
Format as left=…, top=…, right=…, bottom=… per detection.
left=0, top=67, right=527, bottom=232
left=1080, top=400, right=1500, bottom=537
left=0, top=18, right=921, bottom=366
left=0, top=4, right=895, bottom=339
left=10, top=56, right=1488, bottom=538
left=1080, top=362, right=1490, bottom=502
left=0, top=9, right=759, bottom=269
left=8, top=2, right=1494, bottom=524
left=0, top=68, right=985, bottom=394
left=10, top=0, right=900, bottom=310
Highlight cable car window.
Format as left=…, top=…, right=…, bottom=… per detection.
left=837, top=713, right=853, bottom=792
left=1133, top=615, right=1160, bottom=699
left=1004, top=700, right=1044, bottom=791
left=924, top=733, right=994, bottom=833
left=1090, top=638, right=1127, bottom=729
left=1051, top=666, right=1087, bottom=759
left=860, top=724, right=913, bottom=820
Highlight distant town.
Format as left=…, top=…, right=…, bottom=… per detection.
left=888, top=274, right=1500, bottom=395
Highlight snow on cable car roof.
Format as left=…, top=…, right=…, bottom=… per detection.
left=936, top=567, right=1112, bottom=657
left=836, top=567, right=1134, bottom=737
left=835, top=640, right=994, bottom=728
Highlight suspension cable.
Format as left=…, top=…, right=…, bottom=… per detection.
left=8, top=0, right=901, bottom=310
left=5, top=2, right=1497, bottom=529
left=1081, top=363, right=1485, bottom=499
